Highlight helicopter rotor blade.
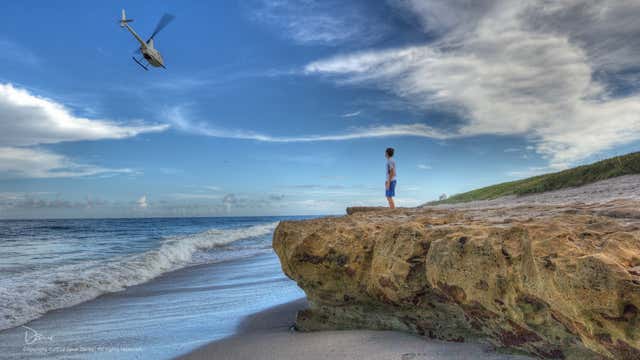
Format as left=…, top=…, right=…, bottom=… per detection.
left=147, top=13, right=175, bottom=42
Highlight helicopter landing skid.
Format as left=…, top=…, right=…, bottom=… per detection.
left=132, top=57, right=149, bottom=71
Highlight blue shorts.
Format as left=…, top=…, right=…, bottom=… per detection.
left=385, top=180, right=396, bottom=197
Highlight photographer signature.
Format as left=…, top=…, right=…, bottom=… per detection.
left=21, top=326, right=53, bottom=345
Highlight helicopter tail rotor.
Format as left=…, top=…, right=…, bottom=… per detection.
left=120, top=9, right=133, bottom=28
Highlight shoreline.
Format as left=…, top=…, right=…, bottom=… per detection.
left=0, top=249, right=277, bottom=333
left=0, top=251, right=304, bottom=360
left=177, top=299, right=532, bottom=360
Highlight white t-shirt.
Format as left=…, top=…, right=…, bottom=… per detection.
left=386, top=159, right=396, bottom=181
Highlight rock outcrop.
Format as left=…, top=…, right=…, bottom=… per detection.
left=273, top=200, right=640, bottom=359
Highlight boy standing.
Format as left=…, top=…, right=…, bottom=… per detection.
left=385, top=147, right=396, bottom=209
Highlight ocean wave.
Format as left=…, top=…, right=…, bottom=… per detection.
left=0, top=222, right=278, bottom=331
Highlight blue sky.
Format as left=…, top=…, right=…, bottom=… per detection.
left=1, top=0, right=640, bottom=218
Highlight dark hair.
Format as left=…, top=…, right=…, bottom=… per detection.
left=386, top=147, right=394, bottom=157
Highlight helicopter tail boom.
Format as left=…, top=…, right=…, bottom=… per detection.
left=119, top=9, right=146, bottom=47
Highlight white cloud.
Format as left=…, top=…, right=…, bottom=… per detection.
left=417, top=164, right=432, bottom=170
left=0, top=83, right=168, bottom=147
left=304, top=0, right=640, bottom=168
left=0, top=83, right=168, bottom=178
left=0, top=147, right=133, bottom=179
left=166, top=106, right=449, bottom=142
left=136, top=195, right=148, bottom=209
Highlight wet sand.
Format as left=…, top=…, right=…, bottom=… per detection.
left=178, top=299, right=532, bottom=360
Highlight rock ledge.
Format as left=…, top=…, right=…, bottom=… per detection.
left=273, top=201, right=640, bottom=359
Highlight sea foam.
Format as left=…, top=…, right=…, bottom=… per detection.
left=0, top=222, right=278, bottom=331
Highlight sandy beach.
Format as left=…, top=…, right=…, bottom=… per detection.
left=179, top=299, right=532, bottom=360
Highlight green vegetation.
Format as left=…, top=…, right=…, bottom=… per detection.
left=430, top=151, right=640, bottom=205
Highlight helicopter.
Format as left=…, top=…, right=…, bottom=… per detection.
left=119, top=9, right=174, bottom=71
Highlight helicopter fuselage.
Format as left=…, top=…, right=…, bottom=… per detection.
left=140, top=45, right=164, bottom=68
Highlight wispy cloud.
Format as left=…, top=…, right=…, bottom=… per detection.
left=166, top=106, right=449, bottom=142
left=304, top=0, right=640, bottom=169
left=0, top=83, right=168, bottom=178
left=341, top=110, right=361, bottom=118
left=248, top=0, right=388, bottom=46
left=0, top=38, right=39, bottom=66
left=417, top=164, right=432, bottom=170
left=0, top=147, right=133, bottom=179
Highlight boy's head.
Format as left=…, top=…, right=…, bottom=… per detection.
left=385, top=147, right=394, bottom=158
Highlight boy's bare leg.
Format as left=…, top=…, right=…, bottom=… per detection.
left=387, top=197, right=395, bottom=209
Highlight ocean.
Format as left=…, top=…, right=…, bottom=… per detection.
left=0, top=216, right=309, bottom=359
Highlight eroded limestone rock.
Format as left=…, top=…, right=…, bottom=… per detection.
left=273, top=201, right=640, bottom=359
